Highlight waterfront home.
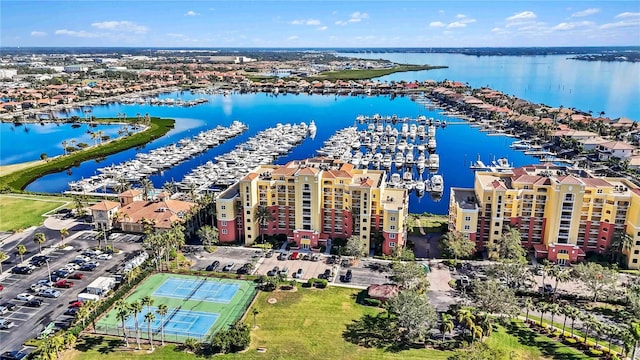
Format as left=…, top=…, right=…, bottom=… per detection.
left=89, top=190, right=196, bottom=233
left=578, top=137, right=610, bottom=151
left=596, top=140, right=636, bottom=161
left=552, top=129, right=599, bottom=141
left=449, top=164, right=640, bottom=269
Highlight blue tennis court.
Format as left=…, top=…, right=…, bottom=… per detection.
left=124, top=306, right=218, bottom=338
left=153, top=277, right=240, bottom=303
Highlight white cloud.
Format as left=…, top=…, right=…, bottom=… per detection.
left=30, top=31, right=48, bottom=37
left=456, top=14, right=467, bottom=19
left=552, top=21, right=594, bottom=31
left=287, top=35, right=299, bottom=41
left=438, top=10, right=444, bottom=14
left=491, top=27, right=503, bottom=32
left=429, top=21, right=446, bottom=28
left=290, top=18, right=321, bottom=26
left=506, top=11, right=537, bottom=21
left=317, top=26, right=328, bottom=31
left=615, top=12, right=640, bottom=18
left=447, top=22, right=468, bottom=29
left=55, top=29, right=100, bottom=38
left=600, top=18, right=640, bottom=29
left=336, top=11, right=369, bottom=25
left=91, top=21, right=148, bottom=34
left=185, top=10, right=199, bottom=16
left=571, top=8, right=600, bottom=17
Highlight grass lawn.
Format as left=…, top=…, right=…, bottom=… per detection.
left=407, top=214, right=447, bottom=235
left=307, top=65, right=447, bottom=81
left=486, top=320, right=594, bottom=360
left=0, top=193, right=70, bottom=231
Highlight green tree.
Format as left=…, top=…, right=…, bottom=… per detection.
left=548, top=303, right=560, bottom=330
left=139, top=177, right=154, bottom=201
left=448, top=341, right=505, bottom=360
left=627, top=321, right=640, bottom=360
left=390, top=261, right=430, bottom=292
left=536, top=302, right=549, bottom=327
left=49, top=334, right=65, bottom=358
left=523, top=297, right=535, bottom=323
left=254, top=205, right=274, bottom=244
left=548, top=265, right=572, bottom=292
left=59, top=228, right=69, bottom=245
left=156, top=303, right=168, bottom=346
left=440, top=231, right=476, bottom=261
left=63, top=332, right=77, bottom=350
left=572, top=262, right=618, bottom=302
left=33, top=232, right=46, bottom=253
left=144, top=311, right=156, bottom=350
left=487, top=226, right=526, bottom=261
left=440, top=313, right=455, bottom=341
left=472, top=280, right=519, bottom=317
left=130, top=301, right=143, bottom=350
left=16, top=244, right=27, bottom=263
left=343, top=235, right=367, bottom=260
left=384, top=290, right=437, bottom=344
left=115, top=300, right=131, bottom=347
left=0, top=251, right=7, bottom=274
left=628, top=284, right=640, bottom=318
left=610, top=230, right=634, bottom=264
left=456, top=308, right=476, bottom=338
left=196, top=225, right=219, bottom=247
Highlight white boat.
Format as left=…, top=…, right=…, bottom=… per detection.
left=308, top=120, right=317, bottom=136
left=431, top=175, right=444, bottom=193
left=428, top=154, right=440, bottom=170
left=390, top=173, right=401, bottom=185
left=427, top=137, right=437, bottom=150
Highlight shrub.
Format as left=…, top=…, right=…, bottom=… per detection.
left=364, top=298, right=382, bottom=307
left=315, top=279, right=328, bottom=288
left=587, top=349, right=603, bottom=357
left=564, top=337, right=577, bottom=344
left=307, top=278, right=317, bottom=286
left=448, top=280, right=458, bottom=289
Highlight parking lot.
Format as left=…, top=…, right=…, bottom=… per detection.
left=256, top=252, right=335, bottom=281
left=0, top=230, right=139, bottom=354
left=190, top=247, right=259, bottom=273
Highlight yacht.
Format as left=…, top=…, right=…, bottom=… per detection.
left=431, top=175, right=444, bottom=193
left=428, top=154, right=440, bottom=171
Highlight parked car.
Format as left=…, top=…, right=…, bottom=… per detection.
left=301, top=254, right=310, bottom=261
left=319, top=269, right=333, bottom=280
left=79, top=264, right=97, bottom=272
left=64, top=307, right=79, bottom=316
left=206, top=260, right=220, bottom=271
left=16, top=293, right=35, bottom=302
left=69, top=301, right=83, bottom=308
left=222, top=263, right=235, bottom=272
left=85, top=260, right=100, bottom=267
left=543, top=284, right=555, bottom=294
left=0, top=303, right=16, bottom=315
left=75, top=255, right=91, bottom=263
left=294, top=268, right=304, bottom=279
left=267, top=266, right=280, bottom=277
left=0, top=350, right=27, bottom=360
left=69, top=273, right=85, bottom=280
left=11, top=266, right=32, bottom=275
left=64, top=263, right=80, bottom=271
left=265, top=251, right=274, bottom=258
left=29, top=259, right=45, bottom=267
left=289, top=251, right=299, bottom=260
left=0, top=284, right=3, bottom=291
left=342, top=269, right=353, bottom=283
left=54, top=269, right=71, bottom=278
left=55, top=280, right=74, bottom=288
left=25, top=299, right=43, bottom=307
left=30, top=284, right=49, bottom=293
left=39, top=288, right=61, bottom=298
left=96, top=253, right=112, bottom=260
left=279, top=267, right=289, bottom=276
left=277, top=252, right=288, bottom=261
left=311, top=255, right=320, bottom=262
left=0, top=319, right=16, bottom=329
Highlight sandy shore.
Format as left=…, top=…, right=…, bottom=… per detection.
left=0, top=159, right=45, bottom=177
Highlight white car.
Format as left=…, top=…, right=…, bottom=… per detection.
left=64, top=263, right=80, bottom=271
left=96, top=253, right=112, bottom=260
left=38, top=288, right=61, bottom=298
left=16, top=293, right=35, bottom=302
left=30, top=284, right=49, bottom=293
left=0, top=318, right=15, bottom=329
left=75, top=255, right=91, bottom=262
left=36, top=279, right=55, bottom=287
left=86, top=260, right=100, bottom=267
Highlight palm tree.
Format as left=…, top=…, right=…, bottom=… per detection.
left=439, top=313, right=455, bottom=341
left=553, top=267, right=571, bottom=292
left=252, top=308, right=260, bottom=329
left=33, top=232, right=46, bottom=253
left=457, top=308, right=476, bottom=338
left=60, top=228, right=70, bottom=246
left=115, top=300, right=131, bottom=347
left=523, top=298, right=535, bottom=324
left=156, top=304, right=168, bottom=346
left=536, top=302, right=549, bottom=327
left=582, top=313, right=597, bottom=344
left=139, top=177, right=154, bottom=201
left=591, top=319, right=604, bottom=348
left=627, top=322, right=640, bottom=360
left=254, top=205, right=274, bottom=245
left=560, top=305, right=574, bottom=335
left=548, top=303, right=560, bottom=331
left=162, top=180, right=177, bottom=195
left=63, top=332, right=77, bottom=350
left=144, top=312, right=156, bottom=350
left=77, top=304, right=91, bottom=327
left=49, top=334, right=65, bottom=358
left=0, top=251, right=7, bottom=274
left=196, top=225, right=219, bottom=247
left=477, top=313, right=494, bottom=341
left=567, top=307, right=581, bottom=338
left=141, top=296, right=154, bottom=316
left=114, top=177, right=131, bottom=193
left=471, top=324, right=484, bottom=342
left=16, top=244, right=27, bottom=263
left=130, top=301, right=143, bottom=349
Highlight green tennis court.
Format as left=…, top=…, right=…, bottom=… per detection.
left=96, top=273, right=257, bottom=342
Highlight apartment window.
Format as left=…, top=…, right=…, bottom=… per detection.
left=221, top=229, right=227, bottom=235
left=363, top=227, right=367, bottom=231
left=465, top=216, right=471, bottom=221
left=246, top=210, right=251, bottom=215
left=247, top=227, right=252, bottom=231
left=248, top=235, right=252, bottom=239
left=389, top=233, right=396, bottom=239
left=221, top=213, right=227, bottom=218
left=390, top=225, right=396, bottom=230
left=633, top=259, right=638, bottom=264
left=221, top=205, right=226, bottom=210
left=597, top=189, right=603, bottom=194
left=559, top=249, right=569, bottom=254
left=221, top=221, right=227, bottom=226
left=495, top=222, right=499, bottom=227
left=464, top=225, right=470, bottom=230
left=634, top=250, right=639, bottom=255
left=390, top=216, right=396, bottom=221
left=494, top=231, right=499, bottom=235
left=247, top=219, right=251, bottom=223
left=389, top=242, right=396, bottom=248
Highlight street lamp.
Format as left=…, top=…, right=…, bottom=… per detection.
left=45, top=258, right=52, bottom=283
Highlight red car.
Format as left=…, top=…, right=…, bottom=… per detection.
left=69, top=301, right=83, bottom=308
left=55, top=280, right=74, bottom=288
left=0, top=284, right=4, bottom=291
left=69, top=273, right=84, bottom=280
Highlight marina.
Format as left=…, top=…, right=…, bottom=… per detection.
left=67, top=121, right=248, bottom=193
left=176, top=121, right=315, bottom=192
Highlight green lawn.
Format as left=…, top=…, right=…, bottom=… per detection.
left=307, top=65, right=447, bottom=81
left=486, top=320, right=594, bottom=360
left=0, top=193, right=70, bottom=231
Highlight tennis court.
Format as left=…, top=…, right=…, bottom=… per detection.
left=96, top=273, right=257, bottom=342
left=153, top=277, right=239, bottom=303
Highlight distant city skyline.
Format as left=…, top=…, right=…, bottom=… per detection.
left=1, top=1, right=639, bottom=48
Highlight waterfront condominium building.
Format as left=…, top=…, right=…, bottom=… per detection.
left=449, top=164, right=640, bottom=269
left=215, top=157, right=409, bottom=255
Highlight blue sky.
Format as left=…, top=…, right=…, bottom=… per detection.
left=2, top=1, right=639, bottom=47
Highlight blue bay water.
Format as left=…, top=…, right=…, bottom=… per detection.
left=18, top=92, right=539, bottom=214
left=339, top=52, right=640, bottom=120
